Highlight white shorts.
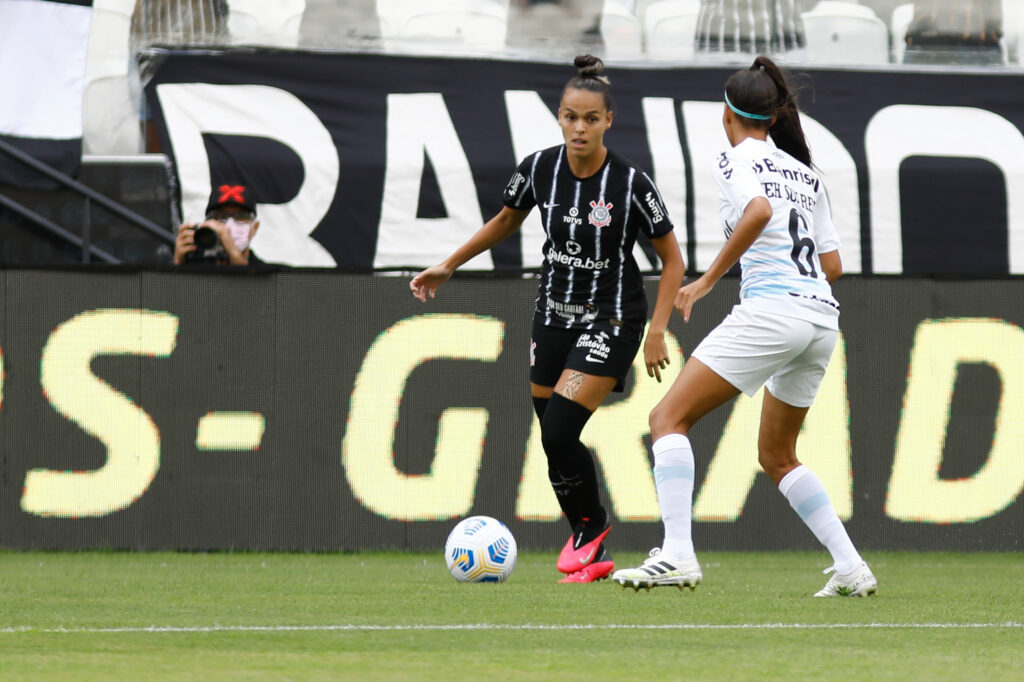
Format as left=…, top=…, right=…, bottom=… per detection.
left=691, top=303, right=837, bottom=408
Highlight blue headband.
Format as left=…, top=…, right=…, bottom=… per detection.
left=724, top=91, right=773, bottom=121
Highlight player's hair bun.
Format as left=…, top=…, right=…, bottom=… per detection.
left=574, top=54, right=609, bottom=85
left=574, top=54, right=605, bottom=78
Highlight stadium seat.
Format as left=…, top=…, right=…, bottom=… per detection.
left=643, top=0, right=700, bottom=61
left=896, top=1, right=1006, bottom=66
left=376, top=0, right=414, bottom=38
left=227, top=0, right=306, bottom=47
left=890, top=2, right=914, bottom=63
left=1003, top=0, right=1024, bottom=64
left=83, top=0, right=143, bottom=155
left=632, top=0, right=660, bottom=23
left=378, top=0, right=509, bottom=50
left=600, top=0, right=643, bottom=60
left=801, top=0, right=889, bottom=65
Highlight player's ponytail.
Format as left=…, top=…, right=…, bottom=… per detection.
left=564, top=54, right=614, bottom=111
left=724, top=56, right=811, bottom=167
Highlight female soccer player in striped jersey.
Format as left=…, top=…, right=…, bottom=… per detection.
left=613, top=56, right=877, bottom=598
left=411, top=55, right=684, bottom=583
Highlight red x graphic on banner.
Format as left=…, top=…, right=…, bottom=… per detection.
left=217, top=185, right=246, bottom=204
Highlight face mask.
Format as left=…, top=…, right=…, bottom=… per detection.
left=226, top=218, right=254, bottom=251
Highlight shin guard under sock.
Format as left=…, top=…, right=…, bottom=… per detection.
left=779, top=465, right=862, bottom=574
left=541, top=393, right=606, bottom=531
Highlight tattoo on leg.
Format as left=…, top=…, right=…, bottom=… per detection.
left=562, top=371, right=585, bottom=400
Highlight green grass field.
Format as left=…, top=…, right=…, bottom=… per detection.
left=0, top=550, right=1021, bottom=680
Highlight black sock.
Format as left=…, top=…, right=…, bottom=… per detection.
left=592, top=544, right=612, bottom=563
left=575, top=511, right=610, bottom=548
left=541, top=393, right=607, bottom=534
left=533, top=396, right=569, bottom=525
left=548, top=470, right=582, bottom=531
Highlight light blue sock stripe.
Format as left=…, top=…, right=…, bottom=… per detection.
left=655, top=464, right=695, bottom=483
left=795, top=492, right=832, bottom=521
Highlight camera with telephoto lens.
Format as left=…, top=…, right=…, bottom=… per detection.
left=185, top=223, right=226, bottom=263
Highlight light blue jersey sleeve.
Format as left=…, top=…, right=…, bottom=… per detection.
left=712, top=149, right=765, bottom=234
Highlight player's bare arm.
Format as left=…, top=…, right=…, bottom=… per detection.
left=411, top=206, right=529, bottom=302
left=819, top=249, right=842, bottom=283
left=676, top=197, right=771, bottom=322
left=644, top=232, right=685, bottom=382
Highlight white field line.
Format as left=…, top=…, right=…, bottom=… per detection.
left=0, top=622, right=1021, bottom=634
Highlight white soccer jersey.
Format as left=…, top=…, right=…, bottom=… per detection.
left=712, top=137, right=841, bottom=329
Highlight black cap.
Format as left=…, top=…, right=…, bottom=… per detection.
left=206, top=184, right=258, bottom=215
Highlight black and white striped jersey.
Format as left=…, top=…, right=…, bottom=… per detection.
left=503, top=145, right=675, bottom=333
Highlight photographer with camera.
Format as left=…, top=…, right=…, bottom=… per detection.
left=174, top=184, right=260, bottom=265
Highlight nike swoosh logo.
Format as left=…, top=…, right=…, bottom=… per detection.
left=579, top=547, right=597, bottom=564
left=543, top=202, right=559, bottom=209
left=585, top=354, right=605, bottom=363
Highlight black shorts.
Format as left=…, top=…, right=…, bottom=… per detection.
left=529, top=320, right=643, bottom=393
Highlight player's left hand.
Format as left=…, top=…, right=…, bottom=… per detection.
left=643, top=330, right=670, bottom=382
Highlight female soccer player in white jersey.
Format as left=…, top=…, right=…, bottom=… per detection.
left=613, top=56, right=877, bottom=598
left=411, top=55, right=684, bottom=584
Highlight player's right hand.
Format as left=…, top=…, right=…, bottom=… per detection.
left=674, top=276, right=713, bottom=323
left=410, top=264, right=454, bottom=302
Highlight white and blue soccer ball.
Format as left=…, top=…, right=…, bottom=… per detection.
left=444, top=515, right=518, bottom=583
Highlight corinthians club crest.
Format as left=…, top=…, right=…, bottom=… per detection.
left=588, top=199, right=613, bottom=228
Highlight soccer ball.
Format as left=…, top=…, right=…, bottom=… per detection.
left=444, top=515, right=518, bottom=583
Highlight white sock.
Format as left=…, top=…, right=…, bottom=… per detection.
left=779, top=465, right=861, bottom=575
left=652, top=433, right=695, bottom=561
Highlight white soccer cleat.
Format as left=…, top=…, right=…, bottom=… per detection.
left=814, top=562, right=878, bottom=597
left=612, top=548, right=702, bottom=592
